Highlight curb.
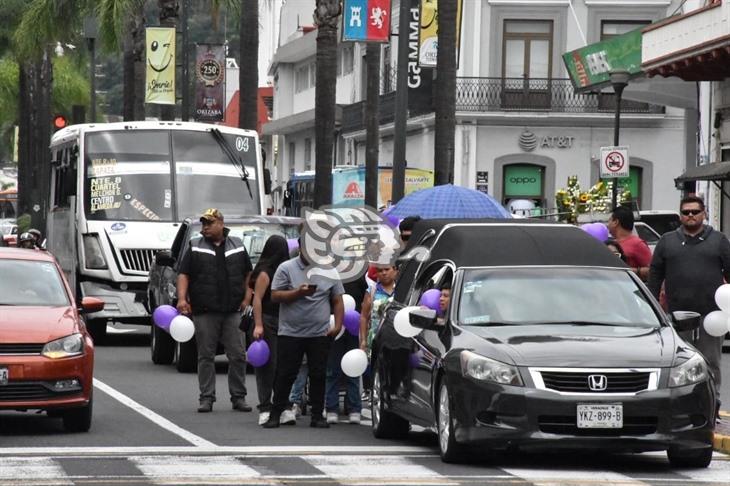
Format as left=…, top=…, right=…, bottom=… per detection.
left=714, top=411, right=730, bottom=455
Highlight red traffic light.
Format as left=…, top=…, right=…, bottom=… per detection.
left=53, top=114, right=68, bottom=130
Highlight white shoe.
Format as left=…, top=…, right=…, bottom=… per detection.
left=258, top=411, right=270, bottom=426
left=326, top=412, right=339, bottom=424
left=348, top=412, right=361, bottom=424
left=280, top=409, right=296, bottom=425
left=291, top=403, right=301, bottom=418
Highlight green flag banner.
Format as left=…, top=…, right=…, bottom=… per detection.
left=562, top=29, right=643, bottom=92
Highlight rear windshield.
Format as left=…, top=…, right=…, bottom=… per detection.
left=0, top=260, right=69, bottom=306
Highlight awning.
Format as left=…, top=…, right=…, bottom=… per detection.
left=674, top=162, right=730, bottom=184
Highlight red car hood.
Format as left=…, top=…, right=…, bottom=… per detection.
left=0, top=306, right=79, bottom=343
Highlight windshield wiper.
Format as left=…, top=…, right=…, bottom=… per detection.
left=210, top=128, right=253, bottom=199
left=540, top=321, right=623, bottom=327
left=462, top=321, right=523, bottom=327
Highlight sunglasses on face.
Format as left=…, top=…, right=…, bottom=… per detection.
left=680, top=209, right=703, bottom=216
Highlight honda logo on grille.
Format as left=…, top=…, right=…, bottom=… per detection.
left=588, top=375, right=608, bottom=391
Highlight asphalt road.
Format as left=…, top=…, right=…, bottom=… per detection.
left=0, top=327, right=729, bottom=485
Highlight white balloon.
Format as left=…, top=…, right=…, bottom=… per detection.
left=343, top=294, right=356, bottom=313
left=715, top=284, right=730, bottom=313
left=329, top=314, right=345, bottom=340
left=341, top=349, right=368, bottom=377
left=394, top=306, right=423, bottom=338
left=170, top=315, right=195, bottom=342
left=703, top=311, right=730, bottom=337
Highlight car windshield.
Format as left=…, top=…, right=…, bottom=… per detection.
left=0, top=260, right=69, bottom=306
left=190, top=222, right=299, bottom=266
left=458, top=267, right=660, bottom=328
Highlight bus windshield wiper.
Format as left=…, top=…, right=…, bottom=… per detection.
left=210, top=128, right=253, bottom=199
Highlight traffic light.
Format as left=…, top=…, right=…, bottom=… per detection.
left=53, top=114, right=68, bottom=130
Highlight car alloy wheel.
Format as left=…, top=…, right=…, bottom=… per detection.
left=437, top=381, right=464, bottom=463
left=371, top=364, right=409, bottom=439
left=371, top=369, right=382, bottom=430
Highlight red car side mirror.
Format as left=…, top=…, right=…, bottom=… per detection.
left=80, top=297, right=105, bottom=314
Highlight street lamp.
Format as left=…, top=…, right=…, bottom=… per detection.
left=609, top=70, right=630, bottom=210
left=83, top=16, right=98, bottom=123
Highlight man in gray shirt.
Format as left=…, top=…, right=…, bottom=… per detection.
left=262, top=250, right=344, bottom=428
left=648, top=196, right=730, bottom=393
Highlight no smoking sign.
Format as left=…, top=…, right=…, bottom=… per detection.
left=600, top=146, right=629, bottom=178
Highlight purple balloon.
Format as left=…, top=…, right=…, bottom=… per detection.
left=344, top=309, right=361, bottom=337
left=409, top=350, right=423, bottom=368
left=287, top=238, right=299, bottom=253
left=153, top=305, right=178, bottom=331
left=581, top=222, right=609, bottom=242
left=247, top=339, right=270, bottom=368
left=385, top=214, right=400, bottom=228
left=420, top=289, right=441, bottom=312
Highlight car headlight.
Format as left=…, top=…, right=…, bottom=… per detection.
left=460, top=350, right=523, bottom=386
left=83, top=233, right=107, bottom=269
left=669, top=353, right=708, bottom=388
left=42, top=334, right=84, bottom=359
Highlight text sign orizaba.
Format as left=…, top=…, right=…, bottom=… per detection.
left=600, top=146, right=630, bottom=179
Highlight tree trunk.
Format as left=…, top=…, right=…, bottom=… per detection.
left=158, top=0, right=178, bottom=121
left=365, top=44, right=381, bottom=208
left=239, top=0, right=259, bottom=130
left=122, top=16, right=137, bottom=121
left=434, top=0, right=456, bottom=186
left=313, top=0, right=341, bottom=209
left=133, top=11, right=146, bottom=121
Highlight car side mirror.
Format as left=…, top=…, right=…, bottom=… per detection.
left=80, top=297, right=105, bottom=314
left=671, top=311, right=701, bottom=332
left=263, top=168, right=272, bottom=195
left=409, top=308, right=439, bottom=330
left=155, top=249, right=175, bottom=267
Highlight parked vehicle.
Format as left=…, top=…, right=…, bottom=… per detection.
left=46, top=121, right=271, bottom=342
left=637, top=210, right=680, bottom=235
left=370, top=219, right=716, bottom=467
left=0, top=248, right=103, bottom=432
left=146, top=215, right=300, bottom=372
left=633, top=221, right=661, bottom=252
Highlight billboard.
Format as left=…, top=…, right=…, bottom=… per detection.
left=194, top=44, right=226, bottom=121
left=145, top=27, right=176, bottom=105
left=332, top=167, right=434, bottom=208
left=418, top=0, right=463, bottom=68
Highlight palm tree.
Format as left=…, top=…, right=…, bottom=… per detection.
left=313, top=0, right=341, bottom=208
left=364, top=44, right=380, bottom=208
left=434, top=0, right=457, bottom=186
left=239, top=0, right=258, bottom=130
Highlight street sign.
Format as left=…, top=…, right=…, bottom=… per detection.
left=342, top=0, right=391, bottom=43
left=600, top=146, right=629, bottom=178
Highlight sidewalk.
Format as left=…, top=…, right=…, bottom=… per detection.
left=715, top=411, right=730, bottom=454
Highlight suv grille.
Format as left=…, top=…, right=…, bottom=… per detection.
left=0, top=343, right=43, bottom=355
left=120, top=249, right=155, bottom=274
left=0, top=382, right=81, bottom=401
left=540, top=371, right=651, bottom=393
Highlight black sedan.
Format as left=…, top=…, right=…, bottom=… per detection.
left=370, top=220, right=716, bottom=467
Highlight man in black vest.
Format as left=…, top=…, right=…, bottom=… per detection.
left=177, top=208, right=253, bottom=413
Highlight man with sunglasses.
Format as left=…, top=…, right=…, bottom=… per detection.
left=648, top=196, right=730, bottom=393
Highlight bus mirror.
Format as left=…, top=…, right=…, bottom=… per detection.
left=264, top=168, right=272, bottom=195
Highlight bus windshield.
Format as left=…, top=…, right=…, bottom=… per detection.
left=84, top=129, right=260, bottom=222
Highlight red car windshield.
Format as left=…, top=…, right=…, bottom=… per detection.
left=0, top=260, right=69, bottom=306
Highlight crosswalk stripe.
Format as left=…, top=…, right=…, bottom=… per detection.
left=304, top=455, right=456, bottom=485
left=0, top=458, right=71, bottom=485
left=679, top=455, right=730, bottom=483
left=131, top=456, right=261, bottom=484
left=501, top=467, right=650, bottom=486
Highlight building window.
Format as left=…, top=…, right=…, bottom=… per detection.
left=304, top=138, right=312, bottom=170
left=501, top=20, right=553, bottom=108
left=342, top=44, right=354, bottom=75
left=288, top=142, right=296, bottom=174
left=600, top=20, right=649, bottom=40
left=295, top=61, right=316, bottom=93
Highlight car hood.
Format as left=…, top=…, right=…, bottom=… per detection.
left=0, top=306, right=79, bottom=343
left=461, top=324, right=676, bottom=368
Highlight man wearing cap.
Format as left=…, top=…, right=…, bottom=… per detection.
left=177, top=209, right=253, bottom=413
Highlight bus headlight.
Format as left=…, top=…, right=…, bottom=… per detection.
left=83, top=234, right=108, bottom=269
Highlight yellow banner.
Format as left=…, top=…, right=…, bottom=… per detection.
left=379, top=168, right=434, bottom=208
left=418, top=0, right=463, bottom=68
left=145, top=27, right=176, bottom=105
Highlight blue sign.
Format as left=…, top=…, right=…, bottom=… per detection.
left=342, top=0, right=368, bottom=42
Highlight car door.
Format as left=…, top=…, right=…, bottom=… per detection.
left=160, top=221, right=191, bottom=306
left=406, top=262, right=455, bottom=422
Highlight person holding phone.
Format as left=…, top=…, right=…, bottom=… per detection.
left=263, top=236, right=344, bottom=429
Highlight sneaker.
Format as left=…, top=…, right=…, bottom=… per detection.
left=258, top=411, right=270, bottom=426
left=348, top=412, right=361, bottom=424
left=197, top=400, right=213, bottom=413
left=291, top=403, right=302, bottom=418
left=310, top=418, right=330, bottom=428
left=262, top=415, right=280, bottom=428
left=326, top=412, right=339, bottom=424
left=232, top=399, right=253, bottom=412
left=280, top=409, right=296, bottom=425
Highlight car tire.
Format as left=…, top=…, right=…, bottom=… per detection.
left=175, top=339, right=198, bottom=373
left=87, top=318, right=108, bottom=345
left=667, top=446, right=713, bottom=468
left=437, top=381, right=466, bottom=463
left=371, top=365, right=409, bottom=439
left=62, top=393, right=93, bottom=433
left=151, top=322, right=175, bottom=364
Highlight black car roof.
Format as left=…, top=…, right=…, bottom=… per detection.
left=407, top=219, right=626, bottom=268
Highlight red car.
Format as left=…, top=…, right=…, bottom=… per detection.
left=0, top=248, right=103, bottom=432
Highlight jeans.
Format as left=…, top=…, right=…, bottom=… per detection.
left=681, top=324, right=724, bottom=387
left=255, top=314, right=278, bottom=412
left=325, top=334, right=361, bottom=414
left=271, top=335, right=331, bottom=419
left=193, top=312, right=247, bottom=403
left=289, top=363, right=308, bottom=404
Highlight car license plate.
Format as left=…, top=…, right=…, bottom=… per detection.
left=577, top=404, right=623, bottom=429
left=0, top=367, right=8, bottom=386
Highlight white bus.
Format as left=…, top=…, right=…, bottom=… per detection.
left=47, top=121, right=269, bottom=341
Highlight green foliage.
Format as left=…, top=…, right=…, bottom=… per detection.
left=52, top=56, right=90, bottom=114
left=0, top=58, right=19, bottom=127
left=0, top=0, right=27, bottom=58
left=13, top=0, right=86, bottom=60
left=16, top=213, right=31, bottom=233
left=97, top=0, right=144, bottom=52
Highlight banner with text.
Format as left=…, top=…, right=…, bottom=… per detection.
left=342, top=0, right=391, bottom=42
left=194, top=44, right=226, bottom=121
left=418, top=0, right=463, bottom=68
left=145, top=27, right=176, bottom=105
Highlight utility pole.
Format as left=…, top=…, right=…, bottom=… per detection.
left=391, top=0, right=411, bottom=204
left=365, top=44, right=381, bottom=208
left=84, top=17, right=98, bottom=123
left=609, top=70, right=629, bottom=210
left=181, top=0, right=190, bottom=121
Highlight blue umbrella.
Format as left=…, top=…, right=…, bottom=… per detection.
left=388, top=184, right=512, bottom=219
